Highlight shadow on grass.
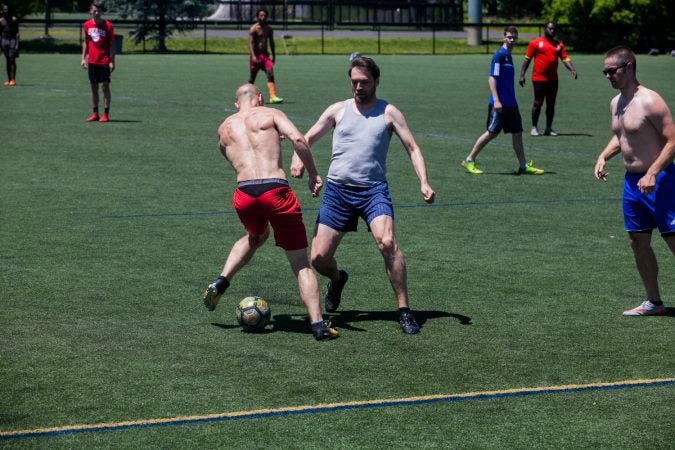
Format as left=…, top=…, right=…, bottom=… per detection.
left=212, top=309, right=472, bottom=335
left=530, top=133, right=594, bottom=137
left=665, top=307, right=675, bottom=317
left=327, top=309, right=472, bottom=332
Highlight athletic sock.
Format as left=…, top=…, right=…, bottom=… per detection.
left=267, top=82, right=277, bottom=98
left=214, top=276, right=230, bottom=295
left=104, top=107, right=110, bottom=114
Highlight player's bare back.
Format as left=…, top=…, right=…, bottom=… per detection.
left=218, top=108, right=285, bottom=182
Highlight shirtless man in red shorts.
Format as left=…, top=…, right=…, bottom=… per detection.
left=248, top=8, right=283, bottom=104
left=202, top=83, right=338, bottom=341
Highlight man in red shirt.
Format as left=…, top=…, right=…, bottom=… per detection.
left=519, top=22, right=577, bottom=136
left=81, top=1, right=115, bottom=123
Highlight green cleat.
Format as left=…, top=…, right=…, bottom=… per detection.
left=517, top=161, right=544, bottom=175
left=269, top=96, right=284, bottom=104
left=461, top=160, right=483, bottom=174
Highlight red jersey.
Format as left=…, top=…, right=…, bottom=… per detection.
left=524, top=36, right=570, bottom=82
left=83, top=19, right=115, bottom=65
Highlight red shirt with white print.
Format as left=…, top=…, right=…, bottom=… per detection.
left=83, top=19, right=115, bottom=65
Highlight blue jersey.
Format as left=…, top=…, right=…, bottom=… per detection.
left=489, top=46, right=518, bottom=107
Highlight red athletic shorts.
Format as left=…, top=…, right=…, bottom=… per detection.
left=249, top=51, right=273, bottom=72
left=233, top=184, right=308, bottom=251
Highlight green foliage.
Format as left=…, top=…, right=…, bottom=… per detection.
left=107, top=0, right=210, bottom=51
left=542, top=0, right=674, bottom=52
left=484, top=0, right=544, bottom=19
left=3, top=0, right=43, bottom=17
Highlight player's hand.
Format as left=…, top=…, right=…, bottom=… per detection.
left=594, top=160, right=608, bottom=181
left=308, top=175, right=323, bottom=197
left=109, top=62, right=115, bottom=72
left=421, top=184, right=435, bottom=204
left=290, top=153, right=305, bottom=178
left=637, top=174, right=656, bottom=194
left=81, top=59, right=87, bottom=69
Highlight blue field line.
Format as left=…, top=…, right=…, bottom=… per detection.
left=100, top=196, right=620, bottom=220
left=1, top=378, right=673, bottom=441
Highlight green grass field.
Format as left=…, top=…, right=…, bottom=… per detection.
left=1, top=53, right=674, bottom=448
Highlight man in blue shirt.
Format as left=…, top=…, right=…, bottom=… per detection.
left=461, top=26, right=545, bottom=175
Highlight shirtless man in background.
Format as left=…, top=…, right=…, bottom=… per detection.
left=202, top=84, right=338, bottom=341
left=594, top=46, right=675, bottom=316
left=248, top=8, right=283, bottom=104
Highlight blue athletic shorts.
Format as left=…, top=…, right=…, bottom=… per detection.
left=317, top=181, right=394, bottom=232
left=486, top=104, right=523, bottom=134
left=623, top=164, right=675, bottom=235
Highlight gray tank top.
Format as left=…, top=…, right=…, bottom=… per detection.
left=327, top=99, right=392, bottom=187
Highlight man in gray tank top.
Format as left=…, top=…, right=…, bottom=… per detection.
left=291, top=57, right=436, bottom=334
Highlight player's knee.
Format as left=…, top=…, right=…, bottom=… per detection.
left=376, top=236, right=398, bottom=256
left=310, top=251, right=328, bottom=270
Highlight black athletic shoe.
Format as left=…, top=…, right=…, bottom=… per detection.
left=399, top=311, right=421, bottom=334
left=312, top=320, right=340, bottom=341
left=325, top=270, right=349, bottom=313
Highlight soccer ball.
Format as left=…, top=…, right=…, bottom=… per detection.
left=235, top=296, right=271, bottom=331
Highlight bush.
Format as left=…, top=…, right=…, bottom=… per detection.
left=542, top=0, right=674, bottom=53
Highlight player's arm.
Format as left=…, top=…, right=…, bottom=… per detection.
left=291, top=101, right=342, bottom=178
left=637, top=95, right=675, bottom=193
left=269, top=29, right=276, bottom=63
left=488, top=76, right=501, bottom=111
left=387, top=105, right=435, bottom=204
left=519, top=57, right=531, bottom=87
left=247, top=26, right=257, bottom=60
left=275, top=111, right=323, bottom=197
left=81, top=27, right=88, bottom=69
left=595, top=134, right=621, bottom=181
left=560, top=44, right=577, bottom=79
left=14, top=17, right=19, bottom=51
left=563, top=60, right=577, bottom=79
left=109, top=24, right=116, bottom=72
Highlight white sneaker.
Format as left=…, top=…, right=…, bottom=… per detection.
left=623, top=300, right=666, bottom=316
left=544, top=128, right=558, bottom=136
left=530, top=127, right=540, bottom=136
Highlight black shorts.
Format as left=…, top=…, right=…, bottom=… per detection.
left=486, top=104, right=523, bottom=134
left=532, top=80, right=558, bottom=105
left=88, top=63, right=111, bottom=84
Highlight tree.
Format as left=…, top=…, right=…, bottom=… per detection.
left=108, top=0, right=209, bottom=52
left=542, top=0, right=674, bottom=53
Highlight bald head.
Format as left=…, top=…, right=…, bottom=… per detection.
left=235, top=84, right=262, bottom=104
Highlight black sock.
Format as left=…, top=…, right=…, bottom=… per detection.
left=651, top=299, right=663, bottom=306
left=104, top=107, right=110, bottom=114
left=93, top=107, right=99, bottom=113
left=214, top=276, right=230, bottom=295
left=398, top=307, right=411, bottom=315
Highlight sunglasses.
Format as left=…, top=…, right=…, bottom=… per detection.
left=602, top=62, right=629, bottom=76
